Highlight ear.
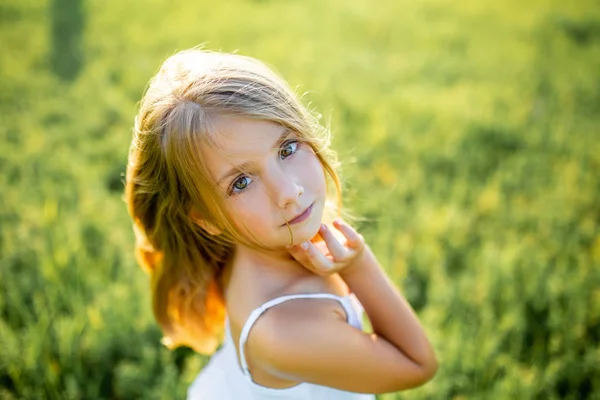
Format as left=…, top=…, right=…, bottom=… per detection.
left=190, top=209, right=222, bottom=236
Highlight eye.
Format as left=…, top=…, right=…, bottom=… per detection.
left=230, top=175, right=253, bottom=194
left=280, top=140, right=299, bottom=159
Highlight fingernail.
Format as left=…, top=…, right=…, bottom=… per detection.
left=301, top=241, right=309, bottom=250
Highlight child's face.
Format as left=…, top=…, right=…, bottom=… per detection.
left=201, top=116, right=327, bottom=248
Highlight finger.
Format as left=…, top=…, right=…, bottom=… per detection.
left=319, top=224, right=348, bottom=261
left=303, top=241, right=334, bottom=271
left=332, top=220, right=364, bottom=250
left=286, top=242, right=310, bottom=262
left=287, top=244, right=318, bottom=274
left=287, top=242, right=332, bottom=273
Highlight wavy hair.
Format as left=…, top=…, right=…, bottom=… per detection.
left=125, top=49, right=342, bottom=354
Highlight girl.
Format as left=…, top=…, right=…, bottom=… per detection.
left=125, top=49, right=438, bottom=399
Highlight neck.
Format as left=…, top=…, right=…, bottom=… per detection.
left=238, top=244, right=308, bottom=275
left=224, top=244, right=313, bottom=297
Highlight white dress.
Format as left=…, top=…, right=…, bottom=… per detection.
left=187, top=292, right=376, bottom=400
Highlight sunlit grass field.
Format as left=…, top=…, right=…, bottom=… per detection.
left=1, top=0, right=599, bottom=398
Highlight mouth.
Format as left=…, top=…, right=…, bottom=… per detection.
left=283, top=202, right=314, bottom=226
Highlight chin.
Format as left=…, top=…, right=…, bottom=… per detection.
left=280, top=200, right=326, bottom=245
left=279, top=225, right=316, bottom=246
left=296, top=214, right=323, bottom=244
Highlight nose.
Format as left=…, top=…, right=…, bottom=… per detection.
left=276, top=177, right=304, bottom=210
left=264, top=164, right=304, bottom=209
left=279, top=181, right=304, bottom=209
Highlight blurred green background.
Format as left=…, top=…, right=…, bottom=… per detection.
left=1, top=0, right=599, bottom=398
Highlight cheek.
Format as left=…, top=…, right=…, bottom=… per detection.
left=226, top=194, right=274, bottom=236
left=301, top=154, right=327, bottom=193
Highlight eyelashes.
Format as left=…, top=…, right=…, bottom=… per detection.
left=228, top=140, right=300, bottom=195
left=279, top=140, right=298, bottom=159
left=231, top=175, right=252, bottom=193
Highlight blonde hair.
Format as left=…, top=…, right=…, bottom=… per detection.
left=125, top=49, right=342, bottom=354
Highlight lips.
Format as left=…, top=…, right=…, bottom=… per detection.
left=285, top=202, right=314, bottom=225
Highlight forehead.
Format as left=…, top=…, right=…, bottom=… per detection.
left=201, top=116, right=288, bottom=179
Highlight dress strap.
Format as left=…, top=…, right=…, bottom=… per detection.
left=237, top=293, right=350, bottom=378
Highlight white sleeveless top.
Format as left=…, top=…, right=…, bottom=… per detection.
left=187, top=292, right=376, bottom=400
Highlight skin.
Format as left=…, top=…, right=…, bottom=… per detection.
left=199, top=116, right=438, bottom=393
left=200, top=116, right=327, bottom=253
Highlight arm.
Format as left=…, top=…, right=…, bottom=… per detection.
left=247, top=275, right=437, bottom=394
left=340, top=245, right=438, bottom=378
left=296, top=220, right=438, bottom=379
left=247, top=223, right=437, bottom=394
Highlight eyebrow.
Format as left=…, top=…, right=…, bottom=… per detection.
left=216, top=128, right=292, bottom=186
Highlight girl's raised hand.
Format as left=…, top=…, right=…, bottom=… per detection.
left=287, top=220, right=366, bottom=277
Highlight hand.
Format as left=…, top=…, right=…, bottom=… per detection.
left=287, top=220, right=366, bottom=277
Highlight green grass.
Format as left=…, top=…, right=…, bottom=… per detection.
left=1, top=0, right=599, bottom=398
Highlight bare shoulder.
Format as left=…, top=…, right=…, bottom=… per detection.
left=247, top=297, right=435, bottom=394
